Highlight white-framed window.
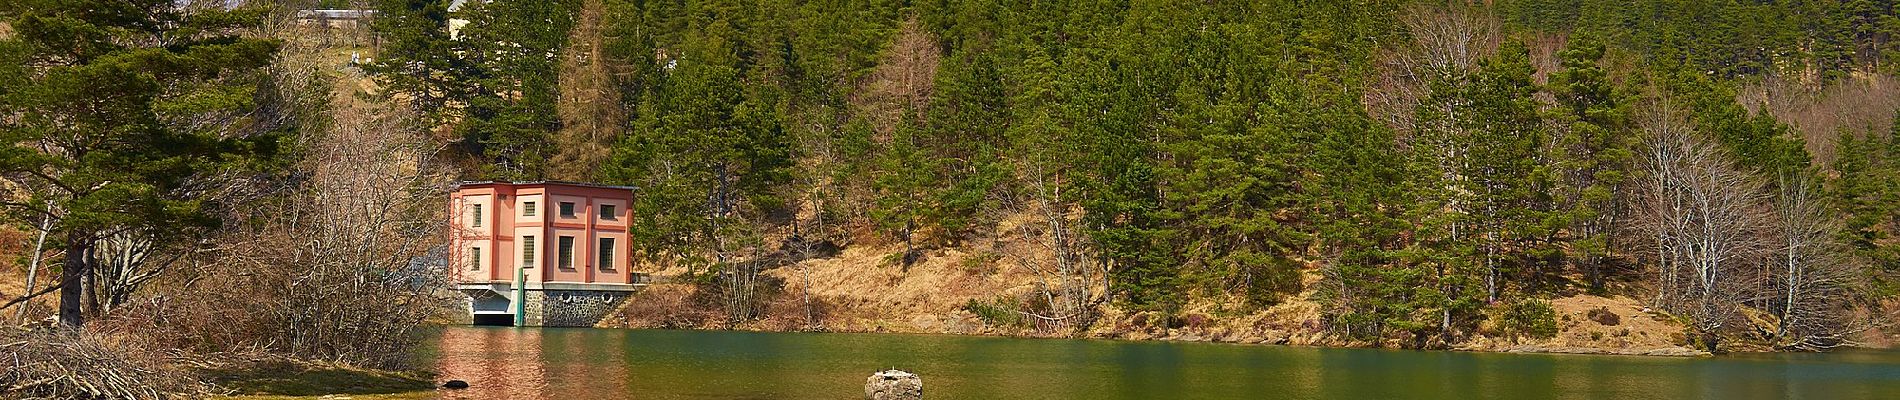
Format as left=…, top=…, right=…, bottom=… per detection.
left=523, top=201, right=538, bottom=217
left=597, top=238, right=615, bottom=271
left=558, top=236, right=575, bottom=268
left=559, top=202, right=576, bottom=218
left=521, top=236, right=536, bottom=268
left=599, top=204, right=616, bottom=220
left=471, top=204, right=483, bottom=227
left=470, top=247, right=482, bottom=270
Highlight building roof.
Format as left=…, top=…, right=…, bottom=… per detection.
left=453, top=180, right=639, bottom=191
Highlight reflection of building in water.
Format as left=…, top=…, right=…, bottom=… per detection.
left=433, top=328, right=630, bottom=399
left=435, top=328, right=548, bottom=399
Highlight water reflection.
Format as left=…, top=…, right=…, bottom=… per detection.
left=424, top=326, right=1900, bottom=399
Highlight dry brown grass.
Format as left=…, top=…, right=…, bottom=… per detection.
left=0, top=225, right=57, bottom=326
left=610, top=239, right=1046, bottom=334
left=777, top=245, right=1042, bottom=330
left=0, top=327, right=210, bottom=399
left=1448, top=294, right=1703, bottom=355
left=0, top=227, right=30, bottom=301
left=610, top=283, right=719, bottom=329
left=1085, top=270, right=1332, bottom=345
left=1541, top=295, right=1687, bottom=349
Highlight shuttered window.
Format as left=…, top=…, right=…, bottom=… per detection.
left=471, top=204, right=483, bottom=227
left=558, top=236, right=575, bottom=269
left=598, top=238, right=615, bottom=271
left=521, top=236, right=535, bottom=268
left=523, top=201, right=537, bottom=217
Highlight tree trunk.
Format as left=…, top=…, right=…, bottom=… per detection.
left=58, top=231, right=90, bottom=328
left=902, top=220, right=915, bottom=272
left=15, top=213, right=51, bottom=323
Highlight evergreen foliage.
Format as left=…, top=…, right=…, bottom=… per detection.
left=0, top=0, right=284, bottom=327
left=351, top=0, right=1900, bottom=343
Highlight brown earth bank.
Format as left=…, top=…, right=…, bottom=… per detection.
left=601, top=240, right=1742, bottom=358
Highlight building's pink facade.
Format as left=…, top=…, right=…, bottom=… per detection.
left=449, top=181, right=638, bottom=285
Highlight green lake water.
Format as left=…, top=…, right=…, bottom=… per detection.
left=424, top=326, right=1900, bottom=399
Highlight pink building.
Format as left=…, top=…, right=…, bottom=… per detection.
left=449, top=181, right=643, bottom=326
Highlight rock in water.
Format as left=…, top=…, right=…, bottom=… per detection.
left=865, top=370, right=922, bottom=400
left=443, top=380, right=470, bottom=389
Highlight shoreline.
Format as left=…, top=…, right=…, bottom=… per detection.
left=597, top=288, right=1732, bottom=358
left=586, top=321, right=1725, bottom=358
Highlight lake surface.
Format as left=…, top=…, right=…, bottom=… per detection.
left=424, top=326, right=1900, bottom=399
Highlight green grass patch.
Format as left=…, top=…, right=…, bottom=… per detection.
left=202, top=359, right=437, bottom=399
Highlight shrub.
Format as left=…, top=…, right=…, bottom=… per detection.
left=1587, top=307, right=1621, bottom=326
left=959, top=251, right=1000, bottom=276
left=1184, top=313, right=1209, bottom=329
left=1496, top=298, right=1559, bottom=340
left=687, top=262, right=787, bottom=323
left=963, top=297, right=1024, bottom=328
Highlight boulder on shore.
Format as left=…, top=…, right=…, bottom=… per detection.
left=866, top=369, right=922, bottom=400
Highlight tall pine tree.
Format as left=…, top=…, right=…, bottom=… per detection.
left=0, top=0, right=282, bottom=328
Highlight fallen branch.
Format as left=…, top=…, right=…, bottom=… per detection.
left=0, top=282, right=63, bottom=312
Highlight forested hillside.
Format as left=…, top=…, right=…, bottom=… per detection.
left=14, top=0, right=1897, bottom=397
left=365, top=0, right=1900, bottom=351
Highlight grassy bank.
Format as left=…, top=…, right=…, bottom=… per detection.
left=204, top=359, right=438, bottom=399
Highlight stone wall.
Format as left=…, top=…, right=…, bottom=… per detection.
left=457, top=287, right=635, bottom=327
left=525, top=290, right=632, bottom=327
left=522, top=291, right=545, bottom=326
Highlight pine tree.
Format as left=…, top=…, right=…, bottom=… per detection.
left=371, top=0, right=579, bottom=180
left=1461, top=41, right=1554, bottom=301
left=1550, top=39, right=1634, bottom=293
left=1832, top=113, right=1900, bottom=292
left=0, top=0, right=282, bottom=328
left=367, top=0, right=469, bottom=123
left=869, top=120, right=937, bottom=268
left=602, top=21, right=793, bottom=297
left=1309, top=93, right=1414, bottom=343
left=924, top=52, right=1010, bottom=238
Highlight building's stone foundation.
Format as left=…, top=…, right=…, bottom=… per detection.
left=521, top=289, right=632, bottom=327
left=456, top=283, right=639, bottom=327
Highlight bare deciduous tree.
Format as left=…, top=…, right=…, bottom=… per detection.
left=154, top=69, right=452, bottom=367
left=1365, top=3, right=1501, bottom=133
left=1634, top=94, right=1695, bottom=305
left=1764, top=172, right=1860, bottom=350
left=552, top=0, right=625, bottom=180
left=1632, top=116, right=1771, bottom=352
left=854, top=17, right=940, bottom=138
left=987, top=159, right=1106, bottom=334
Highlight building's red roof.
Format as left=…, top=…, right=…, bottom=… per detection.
left=453, top=180, right=638, bottom=191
